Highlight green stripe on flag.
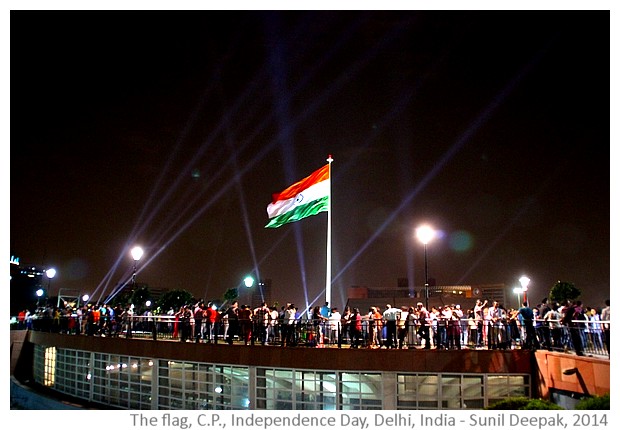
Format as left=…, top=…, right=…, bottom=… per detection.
left=265, top=196, right=329, bottom=228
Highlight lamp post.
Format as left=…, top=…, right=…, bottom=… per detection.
left=513, top=287, right=522, bottom=308
left=131, top=246, right=144, bottom=288
left=416, top=225, right=435, bottom=310
left=46, top=268, right=60, bottom=308
left=45, top=268, right=56, bottom=294
left=36, top=288, right=45, bottom=308
left=128, top=246, right=143, bottom=338
left=519, top=276, right=530, bottom=306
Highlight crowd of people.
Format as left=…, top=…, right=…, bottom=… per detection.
left=17, top=295, right=610, bottom=356
left=289, top=298, right=610, bottom=355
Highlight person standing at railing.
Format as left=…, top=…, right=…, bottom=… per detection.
left=536, top=298, right=552, bottom=350
left=601, top=299, right=610, bottom=353
left=105, top=305, right=115, bottom=336
left=543, top=303, right=562, bottom=349
left=562, top=300, right=585, bottom=356
left=449, top=304, right=463, bottom=350
left=25, top=309, right=33, bottom=330
left=321, top=303, right=332, bottom=344
left=172, top=308, right=180, bottom=339
left=458, top=305, right=468, bottom=346
left=340, top=306, right=352, bottom=345
left=204, top=303, right=217, bottom=343
left=52, top=307, right=61, bottom=333
left=587, top=307, right=604, bottom=351
left=416, top=302, right=431, bottom=349
left=601, top=299, right=611, bottom=354
left=113, top=305, right=123, bottom=337
left=86, top=306, right=96, bottom=336
left=163, top=307, right=173, bottom=335
left=253, top=302, right=270, bottom=345
left=473, top=299, right=488, bottom=348
left=467, top=309, right=477, bottom=347
left=506, top=308, right=520, bottom=347
left=396, top=306, right=409, bottom=349
left=406, top=307, right=417, bottom=347
left=239, top=304, right=253, bottom=345
left=220, top=310, right=228, bottom=342
left=429, top=306, right=438, bottom=348
left=374, top=306, right=384, bottom=348
left=382, top=304, right=400, bottom=349
left=268, top=306, right=279, bottom=343
left=311, top=305, right=327, bottom=346
left=366, top=307, right=378, bottom=348
left=99, top=304, right=108, bottom=335
left=435, top=306, right=449, bottom=350
left=350, top=308, right=363, bottom=348
left=518, top=301, right=539, bottom=350
left=328, top=307, right=342, bottom=345
left=17, top=310, right=26, bottom=329
left=487, top=301, right=504, bottom=349
left=225, top=301, right=239, bottom=345
left=281, top=303, right=296, bottom=347
left=177, top=305, right=193, bottom=342
left=442, top=305, right=453, bottom=349
left=194, top=302, right=205, bottom=343
left=75, top=306, right=84, bottom=334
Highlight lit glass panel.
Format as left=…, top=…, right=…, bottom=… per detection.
left=44, top=346, right=56, bottom=387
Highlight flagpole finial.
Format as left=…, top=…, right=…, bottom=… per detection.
left=327, top=154, right=333, bottom=163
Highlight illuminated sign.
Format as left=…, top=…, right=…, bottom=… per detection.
left=10, top=255, right=20, bottom=265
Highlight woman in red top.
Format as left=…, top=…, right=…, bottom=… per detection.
left=350, top=308, right=363, bottom=348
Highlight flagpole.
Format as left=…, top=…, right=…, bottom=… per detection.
left=326, top=154, right=333, bottom=308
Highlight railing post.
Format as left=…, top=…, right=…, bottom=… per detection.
left=338, top=323, right=342, bottom=348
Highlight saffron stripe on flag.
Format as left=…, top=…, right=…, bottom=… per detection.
left=270, top=164, right=329, bottom=204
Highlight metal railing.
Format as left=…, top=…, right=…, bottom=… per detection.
left=11, top=315, right=610, bottom=357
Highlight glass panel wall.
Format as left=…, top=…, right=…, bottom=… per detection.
left=255, top=369, right=342, bottom=410
left=157, top=361, right=250, bottom=410
left=397, top=373, right=529, bottom=409
left=31, top=345, right=529, bottom=410
left=340, top=372, right=383, bottom=410
left=91, top=353, right=153, bottom=409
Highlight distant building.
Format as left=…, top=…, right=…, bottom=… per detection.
left=10, top=257, right=45, bottom=314
left=346, top=282, right=507, bottom=311
left=252, top=279, right=272, bottom=308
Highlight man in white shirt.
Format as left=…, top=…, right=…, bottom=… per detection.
left=328, top=307, right=342, bottom=345
left=383, top=304, right=400, bottom=349
left=487, top=301, right=505, bottom=349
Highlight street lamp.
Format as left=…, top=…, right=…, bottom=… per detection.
left=128, top=246, right=143, bottom=339
left=131, top=246, right=144, bottom=287
left=45, top=268, right=56, bottom=308
left=79, top=294, right=90, bottom=308
left=45, top=267, right=56, bottom=292
left=519, top=276, right=530, bottom=306
left=36, top=288, right=45, bottom=307
left=243, top=276, right=255, bottom=288
left=513, top=287, right=523, bottom=308
left=416, top=225, right=436, bottom=310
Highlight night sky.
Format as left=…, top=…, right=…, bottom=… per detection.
left=9, top=10, right=611, bottom=312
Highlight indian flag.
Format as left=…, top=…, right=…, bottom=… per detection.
left=265, top=164, right=330, bottom=228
